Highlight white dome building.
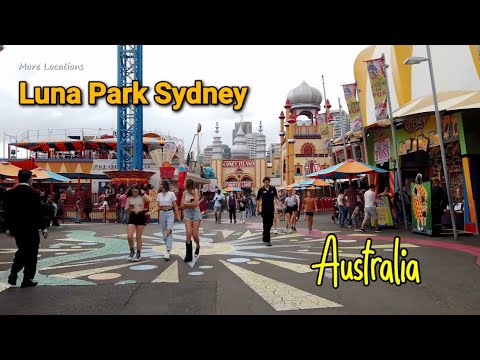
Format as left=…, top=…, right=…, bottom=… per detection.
left=287, top=81, right=323, bottom=111
left=230, top=125, right=250, bottom=159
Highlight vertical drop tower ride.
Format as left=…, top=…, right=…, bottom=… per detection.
left=105, top=45, right=154, bottom=186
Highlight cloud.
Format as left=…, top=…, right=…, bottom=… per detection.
left=0, top=45, right=368, bottom=157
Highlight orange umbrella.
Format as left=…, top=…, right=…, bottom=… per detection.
left=0, top=162, right=23, bottom=177
left=298, top=178, right=330, bottom=187
left=306, top=159, right=388, bottom=180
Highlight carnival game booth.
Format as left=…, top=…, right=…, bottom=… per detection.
left=392, top=90, right=480, bottom=235
left=307, top=159, right=394, bottom=228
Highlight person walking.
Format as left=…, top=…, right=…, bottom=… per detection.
left=75, top=196, right=82, bottom=223
left=291, top=189, right=300, bottom=230
left=358, top=184, right=382, bottom=233
left=125, top=185, right=152, bottom=262
left=284, top=190, right=298, bottom=232
left=115, top=193, right=121, bottom=223
left=337, top=189, right=346, bottom=227
left=213, top=189, right=225, bottom=224
left=237, top=192, right=246, bottom=224
left=302, top=191, right=318, bottom=233
left=345, top=183, right=359, bottom=227
left=83, top=197, right=93, bottom=223
left=228, top=192, right=237, bottom=223
left=251, top=194, right=257, bottom=217
left=272, top=195, right=282, bottom=234
left=148, top=180, right=180, bottom=261
left=181, top=179, right=201, bottom=262
left=256, top=177, right=278, bottom=246
left=97, top=195, right=109, bottom=223
left=3, top=170, right=48, bottom=288
left=119, top=190, right=128, bottom=224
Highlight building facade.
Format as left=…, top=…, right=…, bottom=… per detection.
left=279, top=81, right=332, bottom=186
left=353, top=45, right=480, bottom=234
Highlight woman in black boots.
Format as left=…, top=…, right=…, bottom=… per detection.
left=182, top=179, right=201, bottom=262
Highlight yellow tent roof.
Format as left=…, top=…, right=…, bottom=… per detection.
left=393, top=90, right=480, bottom=118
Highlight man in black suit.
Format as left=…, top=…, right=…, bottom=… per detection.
left=256, top=177, right=278, bottom=247
left=3, top=170, right=48, bottom=288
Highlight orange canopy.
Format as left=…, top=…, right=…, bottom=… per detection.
left=0, top=162, right=23, bottom=177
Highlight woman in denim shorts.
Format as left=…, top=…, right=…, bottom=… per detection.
left=182, top=179, right=201, bottom=262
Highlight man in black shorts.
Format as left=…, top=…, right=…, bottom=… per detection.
left=257, top=177, right=278, bottom=246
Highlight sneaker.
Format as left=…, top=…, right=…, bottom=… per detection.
left=265, top=242, right=272, bottom=247
left=164, top=251, right=170, bottom=261
left=127, top=251, right=135, bottom=261
left=243, top=221, right=246, bottom=224
left=132, top=252, right=141, bottom=262
left=359, top=228, right=366, bottom=233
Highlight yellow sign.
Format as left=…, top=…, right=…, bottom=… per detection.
left=375, top=195, right=394, bottom=226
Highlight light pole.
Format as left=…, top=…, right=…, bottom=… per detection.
left=187, top=123, right=202, bottom=170
left=404, top=46, right=458, bottom=240
left=383, top=58, right=409, bottom=230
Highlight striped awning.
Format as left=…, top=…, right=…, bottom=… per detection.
left=393, top=90, right=480, bottom=118
left=12, top=139, right=86, bottom=152
left=12, top=137, right=169, bottom=153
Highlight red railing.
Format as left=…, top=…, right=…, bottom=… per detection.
left=315, top=198, right=335, bottom=212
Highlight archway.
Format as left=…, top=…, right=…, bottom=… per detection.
left=224, top=175, right=238, bottom=188
left=240, top=175, right=254, bottom=195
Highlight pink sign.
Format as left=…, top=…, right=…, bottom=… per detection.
left=374, top=137, right=390, bottom=164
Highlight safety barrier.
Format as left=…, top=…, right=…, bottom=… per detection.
left=315, top=198, right=335, bottom=212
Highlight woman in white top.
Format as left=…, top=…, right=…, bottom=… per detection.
left=149, top=180, right=180, bottom=261
left=182, top=179, right=201, bottom=262
left=125, top=185, right=152, bottom=262
left=284, top=190, right=298, bottom=233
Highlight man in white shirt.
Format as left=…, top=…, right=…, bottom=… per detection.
left=359, top=184, right=381, bottom=233
left=213, top=189, right=225, bottom=224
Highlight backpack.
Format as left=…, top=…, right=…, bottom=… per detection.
left=228, top=196, right=236, bottom=208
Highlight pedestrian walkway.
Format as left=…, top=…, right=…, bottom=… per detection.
left=0, top=213, right=479, bottom=314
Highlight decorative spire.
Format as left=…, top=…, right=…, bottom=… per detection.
left=215, top=122, right=219, bottom=133
left=259, top=121, right=263, bottom=133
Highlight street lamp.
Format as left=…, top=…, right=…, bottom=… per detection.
left=404, top=45, right=458, bottom=240
left=186, top=123, right=202, bottom=169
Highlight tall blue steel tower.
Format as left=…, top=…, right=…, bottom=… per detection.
left=117, top=45, right=143, bottom=171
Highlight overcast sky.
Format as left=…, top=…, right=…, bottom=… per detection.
left=0, top=45, right=367, bottom=157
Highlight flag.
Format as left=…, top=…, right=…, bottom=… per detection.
left=317, top=113, right=329, bottom=137
left=324, top=138, right=332, bottom=154
left=342, top=82, right=363, bottom=138
left=366, top=56, right=390, bottom=127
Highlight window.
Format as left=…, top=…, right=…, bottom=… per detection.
left=296, top=167, right=301, bottom=175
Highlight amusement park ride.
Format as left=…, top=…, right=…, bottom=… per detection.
left=106, top=45, right=187, bottom=201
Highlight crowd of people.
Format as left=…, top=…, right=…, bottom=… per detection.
left=1, top=169, right=462, bottom=288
